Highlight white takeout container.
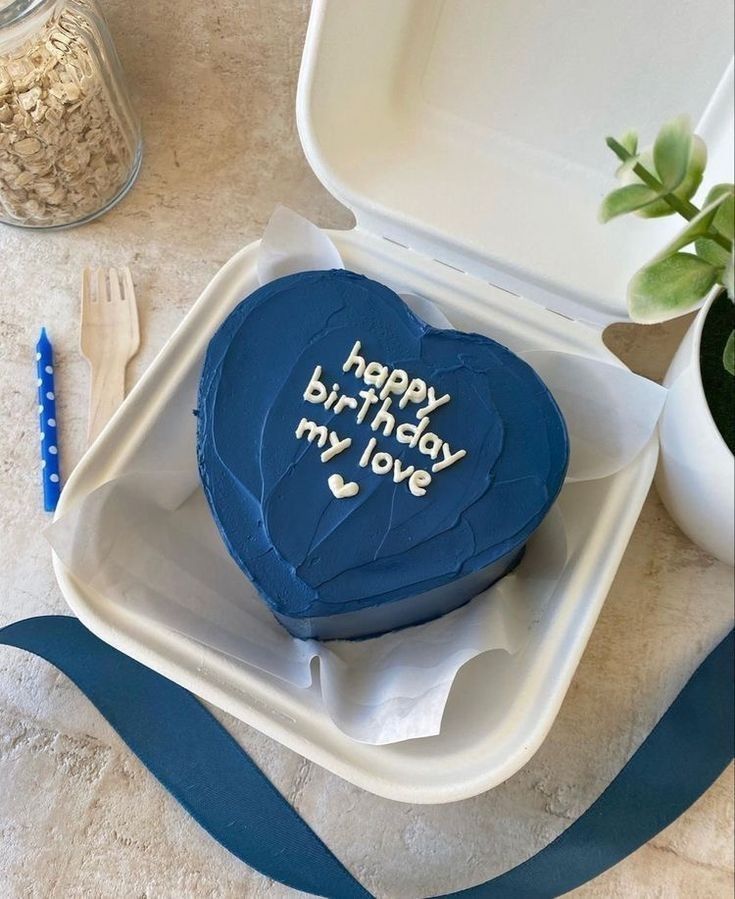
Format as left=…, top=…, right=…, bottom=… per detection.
left=53, top=0, right=734, bottom=803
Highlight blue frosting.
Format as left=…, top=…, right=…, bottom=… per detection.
left=197, top=270, right=568, bottom=634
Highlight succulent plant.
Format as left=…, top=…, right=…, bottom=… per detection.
left=600, top=116, right=734, bottom=374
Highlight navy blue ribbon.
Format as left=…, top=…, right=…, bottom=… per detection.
left=1, top=615, right=732, bottom=899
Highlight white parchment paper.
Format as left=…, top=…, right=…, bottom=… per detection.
left=46, top=207, right=666, bottom=745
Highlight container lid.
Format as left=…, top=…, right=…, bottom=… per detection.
left=297, top=0, right=734, bottom=325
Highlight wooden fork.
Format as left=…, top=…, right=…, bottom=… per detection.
left=80, top=267, right=140, bottom=446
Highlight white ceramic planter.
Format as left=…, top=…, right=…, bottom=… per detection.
left=657, top=291, right=735, bottom=565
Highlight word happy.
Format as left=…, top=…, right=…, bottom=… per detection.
left=294, top=340, right=467, bottom=499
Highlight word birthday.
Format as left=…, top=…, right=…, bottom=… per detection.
left=294, top=340, right=467, bottom=499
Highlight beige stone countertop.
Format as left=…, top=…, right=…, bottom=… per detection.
left=1, top=2, right=733, bottom=896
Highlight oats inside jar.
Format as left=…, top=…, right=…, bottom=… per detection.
left=0, top=3, right=139, bottom=228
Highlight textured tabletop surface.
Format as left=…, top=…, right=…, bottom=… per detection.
left=0, top=2, right=733, bottom=896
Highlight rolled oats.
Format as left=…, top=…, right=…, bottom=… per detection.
left=0, top=3, right=139, bottom=227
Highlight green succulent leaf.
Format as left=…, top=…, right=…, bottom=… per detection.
left=724, top=331, right=735, bottom=376
left=651, top=191, right=731, bottom=262
left=653, top=115, right=693, bottom=191
left=695, top=185, right=735, bottom=268
left=599, top=184, right=661, bottom=223
left=633, top=137, right=707, bottom=218
left=620, top=130, right=638, bottom=155
left=696, top=237, right=731, bottom=268
left=628, top=252, right=719, bottom=323
left=707, top=184, right=734, bottom=241
left=615, top=155, right=639, bottom=179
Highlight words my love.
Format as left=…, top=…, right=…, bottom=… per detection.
left=295, top=418, right=433, bottom=497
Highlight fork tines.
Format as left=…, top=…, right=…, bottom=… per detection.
left=79, top=266, right=140, bottom=445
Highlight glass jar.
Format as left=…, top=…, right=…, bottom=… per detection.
left=0, top=0, right=141, bottom=228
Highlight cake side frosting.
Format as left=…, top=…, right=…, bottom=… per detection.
left=197, top=269, right=568, bottom=622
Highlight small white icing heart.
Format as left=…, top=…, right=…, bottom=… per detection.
left=328, top=473, right=360, bottom=499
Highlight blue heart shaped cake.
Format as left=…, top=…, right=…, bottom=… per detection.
left=197, top=270, right=568, bottom=640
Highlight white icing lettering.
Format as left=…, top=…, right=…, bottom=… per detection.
left=304, top=366, right=328, bottom=404
left=418, top=431, right=443, bottom=460
left=393, top=459, right=415, bottom=483
left=295, top=417, right=329, bottom=448
left=342, top=341, right=366, bottom=377
left=324, top=383, right=341, bottom=410
left=333, top=394, right=358, bottom=414
left=371, top=452, right=393, bottom=475
left=359, top=437, right=377, bottom=467
left=320, top=432, right=352, bottom=463
left=399, top=378, right=428, bottom=409
left=416, top=386, right=451, bottom=419
left=409, top=469, right=432, bottom=497
left=432, top=443, right=467, bottom=473
left=395, top=416, right=430, bottom=448
left=357, top=388, right=379, bottom=423
left=370, top=397, right=395, bottom=437
left=328, top=473, right=359, bottom=499
left=363, top=361, right=389, bottom=388
left=299, top=340, right=468, bottom=498
left=379, top=368, right=408, bottom=401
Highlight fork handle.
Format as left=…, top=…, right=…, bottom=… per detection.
left=87, top=357, right=127, bottom=446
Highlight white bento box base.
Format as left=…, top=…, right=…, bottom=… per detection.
left=53, top=229, right=657, bottom=803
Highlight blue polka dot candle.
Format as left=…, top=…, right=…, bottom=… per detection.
left=36, top=328, right=61, bottom=512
